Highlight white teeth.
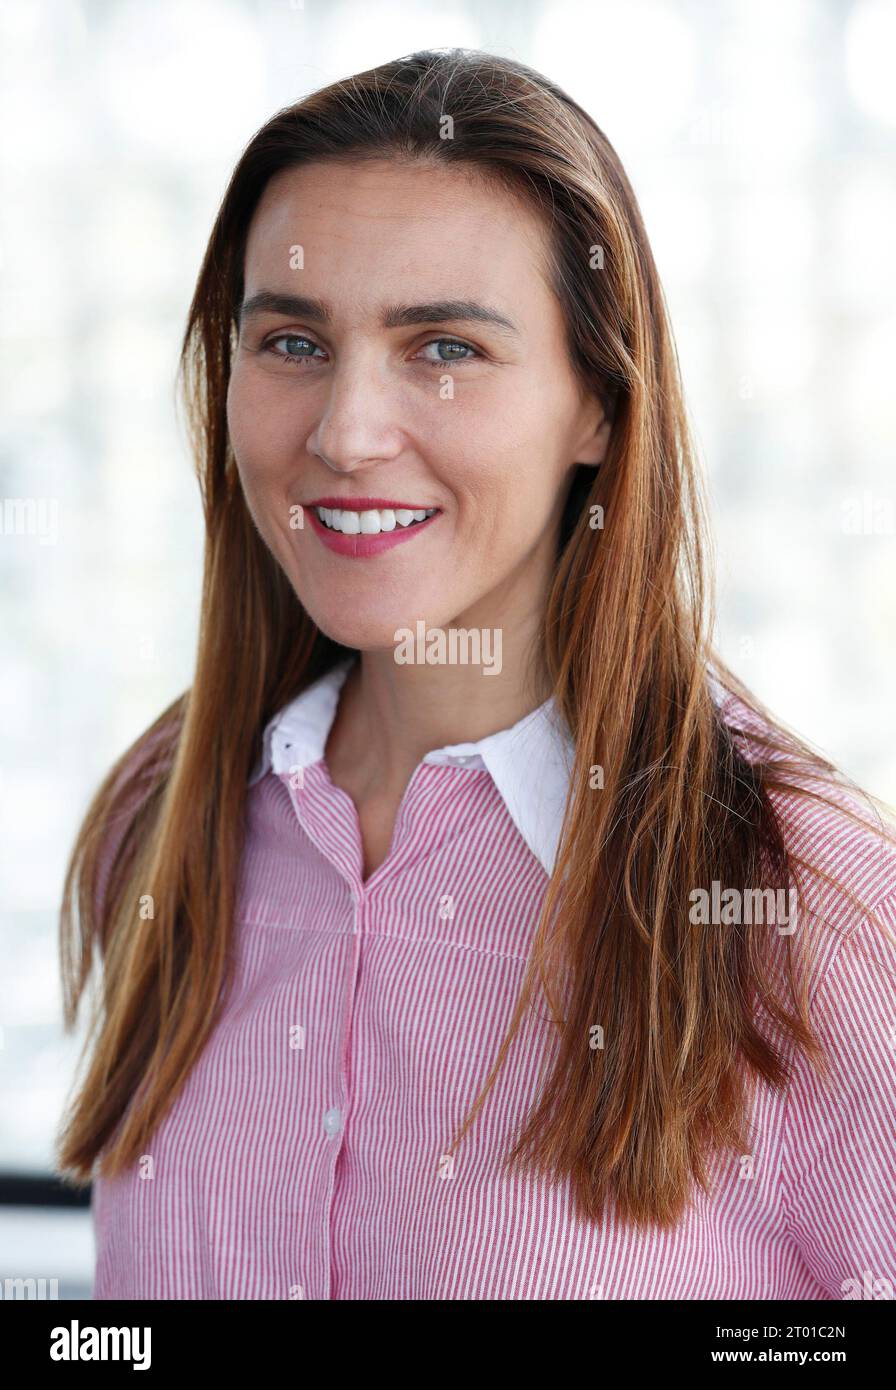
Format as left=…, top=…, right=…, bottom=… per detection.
left=315, top=505, right=436, bottom=534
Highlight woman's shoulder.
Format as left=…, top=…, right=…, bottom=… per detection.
left=704, top=688, right=896, bottom=1288
left=716, top=684, right=896, bottom=990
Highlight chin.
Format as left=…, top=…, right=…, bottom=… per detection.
left=304, top=606, right=428, bottom=655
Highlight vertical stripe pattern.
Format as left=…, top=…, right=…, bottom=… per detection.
left=91, top=712, right=896, bottom=1299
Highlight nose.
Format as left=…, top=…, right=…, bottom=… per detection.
left=306, top=345, right=405, bottom=474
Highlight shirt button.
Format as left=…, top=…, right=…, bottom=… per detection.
left=323, top=1106, right=342, bottom=1138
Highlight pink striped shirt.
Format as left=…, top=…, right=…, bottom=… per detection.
left=90, top=660, right=896, bottom=1299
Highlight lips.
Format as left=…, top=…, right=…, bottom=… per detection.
left=305, top=503, right=441, bottom=558
left=315, top=505, right=436, bottom=535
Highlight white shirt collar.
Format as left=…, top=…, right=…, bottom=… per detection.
left=248, top=656, right=575, bottom=876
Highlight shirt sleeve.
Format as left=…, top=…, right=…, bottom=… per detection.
left=780, top=887, right=896, bottom=1297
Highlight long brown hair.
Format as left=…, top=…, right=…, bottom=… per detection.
left=57, top=48, right=896, bottom=1226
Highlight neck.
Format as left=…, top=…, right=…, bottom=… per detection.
left=324, top=608, right=552, bottom=804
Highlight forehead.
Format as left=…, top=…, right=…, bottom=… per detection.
left=242, top=157, right=554, bottom=310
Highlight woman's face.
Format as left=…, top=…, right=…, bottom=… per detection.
left=227, top=157, right=609, bottom=651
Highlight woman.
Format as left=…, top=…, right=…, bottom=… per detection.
left=58, top=48, right=896, bottom=1300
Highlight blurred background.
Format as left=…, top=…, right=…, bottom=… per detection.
left=1, top=0, right=894, bottom=1298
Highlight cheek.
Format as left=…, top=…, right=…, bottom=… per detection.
left=225, top=365, right=247, bottom=444
left=446, top=416, right=558, bottom=550
left=452, top=389, right=551, bottom=485
left=226, top=375, right=285, bottom=537
left=227, top=365, right=295, bottom=469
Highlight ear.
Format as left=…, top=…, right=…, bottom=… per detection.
left=575, top=410, right=612, bottom=468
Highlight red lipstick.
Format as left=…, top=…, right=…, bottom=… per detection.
left=303, top=499, right=442, bottom=559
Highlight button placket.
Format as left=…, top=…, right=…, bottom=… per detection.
left=322, top=881, right=364, bottom=1298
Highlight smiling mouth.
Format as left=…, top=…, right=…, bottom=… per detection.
left=313, top=505, right=438, bottom=535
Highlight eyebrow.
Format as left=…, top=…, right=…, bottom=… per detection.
left=237, top=291, right=520, bottom=339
